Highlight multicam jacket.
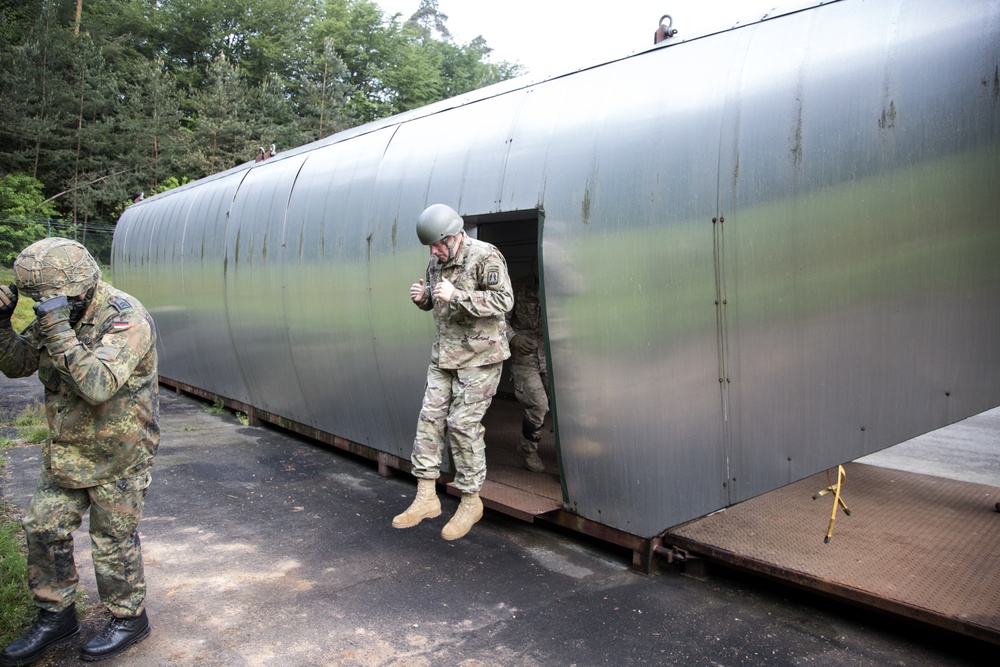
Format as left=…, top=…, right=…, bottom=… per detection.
left=0, top=281, right=159, bottom=488
left=414, top=232, right=514, bottom=369
left=505, top=275, right=546, bottom=371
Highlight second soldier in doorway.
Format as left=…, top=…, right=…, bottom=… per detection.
left=506, top=267, right=549, bottom=472
left=393, top=204, right=513, bottom=540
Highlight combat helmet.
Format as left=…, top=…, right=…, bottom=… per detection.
left=416, top=204, right=464, bottom=245
left=13, top=237, right=101, bottom=300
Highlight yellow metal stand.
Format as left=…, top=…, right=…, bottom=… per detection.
left=813, top=465, right=851, bottom=543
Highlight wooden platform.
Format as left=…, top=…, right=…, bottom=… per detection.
left=664, top=462, right=1000, bottom=645
left=447, top=395, right=564, bottom=521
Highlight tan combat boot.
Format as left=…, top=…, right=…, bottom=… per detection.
left=392, top=479, right=441, bottom=528
left=440, top=492, right=483, bottom=540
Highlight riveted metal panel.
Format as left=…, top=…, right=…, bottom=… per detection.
left=717, top=0, right=1000, bottom=503
left=498, top=35, right=739, bottom=531
left=278, top=128, right=407, bottom=449
left=223, top=152, right=312, bottom=418
left=117, top=172, right=252, bottom=404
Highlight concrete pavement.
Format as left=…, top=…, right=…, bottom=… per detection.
left=0, top=375, right=993, bottom=666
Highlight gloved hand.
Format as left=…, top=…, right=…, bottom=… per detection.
left=33, top=294, right=73, bottom=341
left=510, top=334, right=537, bottom=356
left=0, top=284, right=17, bottom=324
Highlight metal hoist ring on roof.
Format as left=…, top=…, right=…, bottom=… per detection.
left=654, top=15, right=678, bottom=44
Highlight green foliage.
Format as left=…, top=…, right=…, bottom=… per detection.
left=0, top=497, right=34, bottom=648
left=296, top=37, right=353, bottom=141
left=10, top=402, right=48, bottom=445
left=0, top=0, right=522, bottom=227
left=185, top=53, right=255, bottom=176
left=12, top=402, right=45, bottom=429
left=0, top=418, right=40, bottom=649
left=151, top=177, right=193, bottom=196
left=117, top=58, right=184, bottom=196
left=204, top=397, right=228, bottom=415
left=0, top=174, right=56, bottom=218
left=23, top=426, right=49, bottom=444
left=0, top=174, right=60, bottom=266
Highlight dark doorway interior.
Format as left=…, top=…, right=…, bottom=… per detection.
left=461, top=210, right=563, bottom=519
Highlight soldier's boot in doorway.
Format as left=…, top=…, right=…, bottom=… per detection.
left=0, top=606, right=80, bottom=666
left=392, top=478, right=441, bottom=528
left=519, top=430, right=545, bottom=473
left=441, top=492, right=483, bottom=540
left=522, top=449, right=545, bottom=473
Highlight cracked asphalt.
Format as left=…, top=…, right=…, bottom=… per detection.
left=0, top=374, right=992, bottom=666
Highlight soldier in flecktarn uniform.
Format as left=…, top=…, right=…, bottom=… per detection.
left=392, top=204, right=514, bottom=541
left=0, top=237, right=159, bottom=665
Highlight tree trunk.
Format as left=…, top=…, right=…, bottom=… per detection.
left=73, top=58, right=85, bottom=227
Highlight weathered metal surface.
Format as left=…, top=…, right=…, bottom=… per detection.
left=115, top=0, right=1000, bottom=538
left=664, top=462, right=1000, bottom=645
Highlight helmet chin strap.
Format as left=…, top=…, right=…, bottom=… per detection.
left=442, top=234, right=461, bottom=263
left=69, top=285, right=96, bottom=323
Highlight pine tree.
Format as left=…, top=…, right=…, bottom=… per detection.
left=185, top=53, right=255, bottom=176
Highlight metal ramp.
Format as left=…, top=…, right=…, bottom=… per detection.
left=664, top=462, right=1000, bottom=645
left=447, top=478, right=562, bottom=521
left=447, top=395, right=564, bottom=521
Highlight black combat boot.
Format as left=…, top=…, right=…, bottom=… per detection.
left=80, top=609, right=150, bottom=662
left=0, top=605, right=80, bottom=666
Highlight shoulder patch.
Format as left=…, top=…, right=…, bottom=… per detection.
left=487, top=267, right=500, bottom=286
left=110, top=296, right=134, bottom=313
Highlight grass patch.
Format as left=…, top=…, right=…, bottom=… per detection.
left=203, top=397, right=227, bottom=415
left=21, top=426, right=48, bottom=445
left=0, top=402, right=46, bottom=644
left=0, top=458, right=34, bottom=647
left=2, top=401, right=48, bottom=446
left=11, top=403, right=44, bottom=428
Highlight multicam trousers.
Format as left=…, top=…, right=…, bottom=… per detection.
left=510, top=364, right=550, bottom=456
left=411, top=362, right=503, bottom=494
left=22, top=468, right=152, bottom=617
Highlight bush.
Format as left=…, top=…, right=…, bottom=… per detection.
left=0, top=174, right=58, bottom=266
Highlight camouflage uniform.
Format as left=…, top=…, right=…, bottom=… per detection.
left=505, top=276, right=550, bottom=460
left=411, top=232, right=513, bottom=493
left=0, top=280, right=159, bottom=617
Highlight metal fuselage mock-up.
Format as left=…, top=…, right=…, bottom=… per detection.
left=113, top=0, right=1000, bottom=541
